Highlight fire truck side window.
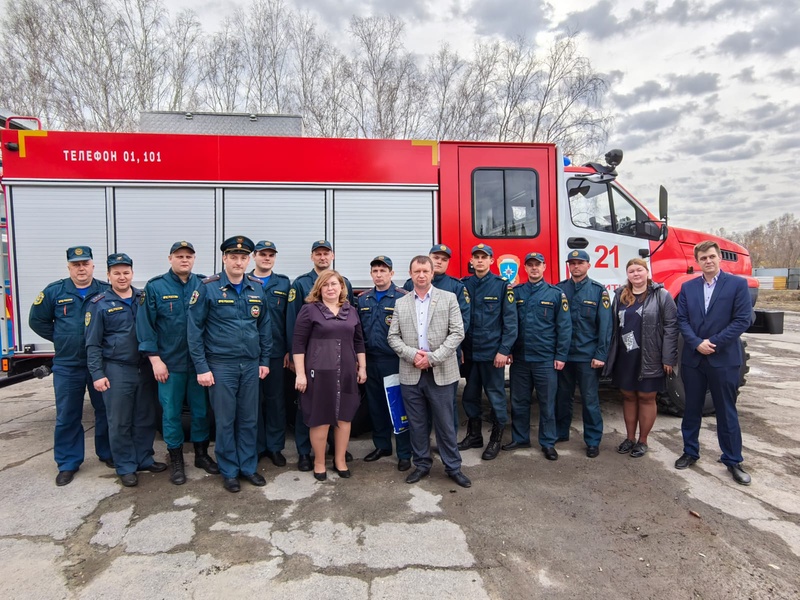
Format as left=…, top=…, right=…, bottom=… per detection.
left=473, top=169, right=538, bottom=238
left=567, top=179, right=612, bottom=231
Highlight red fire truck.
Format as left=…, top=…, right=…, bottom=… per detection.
left=0, top=118, right=782, bottom=413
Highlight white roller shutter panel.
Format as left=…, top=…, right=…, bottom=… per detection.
left=333, top=190, right=436, bottom=288
left=224, top=189, right=325, bottom=281
left=8, top=186, right=108, bottom=352
left=114, top=188, right=216, bottom=284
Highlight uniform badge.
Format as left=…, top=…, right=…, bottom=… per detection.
left=34, top=291, right=45, bottom=305
left=384, top=315, right=392, bottom=326
left=288, top=289, right=296, bottom=303
left=190, top=290, right=200, bottom=305
left=84, top=311, right=91, bottom=327
left=506, top=289, right=515, bottom=303
left=601, top=291, right=610, bottom=309
left=139, top=291, right=146, bottom=305
left=74, top=248, right=84, bottom=256
left=561, top=293, right=569, bottom=311
left=463, top=288, right=470, bottom=304
left=251, top=305, right=260, bottom=318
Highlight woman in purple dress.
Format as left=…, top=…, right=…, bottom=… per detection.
left=605, top=258, right=678, bottom=458
left=293, top=270, right=366, bottom=480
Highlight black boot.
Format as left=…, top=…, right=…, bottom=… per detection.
left=168, top=447, right=186, bottom=485
left=194, top=441, right=220, bottom=474
left=457, top=418, right=484, bottom=450
left=481, top=422, right=504, bottom=460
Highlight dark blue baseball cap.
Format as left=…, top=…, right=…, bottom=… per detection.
left=107, top=253, right=133, bottom=268
left=66, top=246, right=92, bottom=262
left=370, top=255, right=393, bottom=269
left=169, top=241, right=195, bottom=254
left=429, top=244, right=452, bottom=257
left=220, top=236, right=255, bottom=254
left=254, top=240, right=278, bottom=253
left=525, top=252, right=546, bottom=264
left=471, top=243, right=493, bottom=257
left=566, top=249, right=590, bottom=262
left=311, top=239, right=333, bottom=251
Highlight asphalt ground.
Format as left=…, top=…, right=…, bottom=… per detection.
left=1, top=314, right=799, bottom=599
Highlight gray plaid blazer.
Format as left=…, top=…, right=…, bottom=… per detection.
left=387, top=286, right=465, bottom=385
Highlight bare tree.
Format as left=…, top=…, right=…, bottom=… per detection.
left=164, top=9, right=203, bottom=111
left=198, top=18, right=245, bottom=112
left=730, top=213, right=800, bottom=268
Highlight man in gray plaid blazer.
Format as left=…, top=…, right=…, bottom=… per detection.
left=388, top=255, right=472, bottom=488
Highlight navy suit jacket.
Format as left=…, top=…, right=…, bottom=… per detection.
left=676, top=271, right=752, bottom=368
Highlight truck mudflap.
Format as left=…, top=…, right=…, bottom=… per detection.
left=748, top=309, right=784, bottom=335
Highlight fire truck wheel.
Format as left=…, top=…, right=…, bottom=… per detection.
left=657, top=338, right=749, bottom=417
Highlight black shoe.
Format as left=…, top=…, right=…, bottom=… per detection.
left=297, top=454, right=313, bottom=472
left=542, top=447, right=558, bottom=461
left=120, top=473, right=138, bottom=487
left=405, top=468, right=429, bottom=484
left=241, top=472, right=267, bottom=486
left=194, top=441, right=220, bottom=474
left=141, top=461, right=168, bottom=473
left=457, top=417, right=484, bottom=450
left=264, top=450, right=287, bottom=467
left=56, top=470, right=76, bottom=486
left=727, top=463, right=751, bottom=486
left=364, top=448, right=392, bottom=462
left=501, top=441, right=532, bottom=451
left=617, top=439, right=636, bottom=454
left=168, top=447, right=186, bottom=486
left=313, top=471, right=327, bottom=481
left=675, top=453, right=698, bottom=470
left=223, top=477, right=241, bottom=493
left=586, top=446, right=599, bottom=458
left=481, top=423, right=505, bottom=460
left=555, top=436, right=569, bottom=443
left=100, top=458, right=115, bottom=469
left=345, top=451, right=353, bottom=463
left=630, top=442, right=648, bottom=458
left=448, top=471, right=472, bottom=488
left=333, top=467, right=351, bottom=478
left=397, top=458, right=412, bottom=472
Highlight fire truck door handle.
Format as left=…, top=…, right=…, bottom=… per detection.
left=566, top=237, right=589, bottom=249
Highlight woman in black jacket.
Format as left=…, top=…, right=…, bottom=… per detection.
left=605, top=258, right=678, bottom=457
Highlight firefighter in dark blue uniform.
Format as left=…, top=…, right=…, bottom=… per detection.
left=556, top=249, right=612, bottom=457
left=286, top=240, right=354, bottom=472
left=403, top=244, right=471, bottom=434
left=86, top=253, right=166, bottom=487
left=357, top=256, right=412, bottom=471
left=457, top=244, right=517, bottom=460
left=249, top=240, right=291, bottom=467
left=136, top=241, right=219, bottom=486
left=29, top=246, right=112, bottom=486
left=503, top=252, right=572, bottom=461
left=187, top=236, right=272, bottom=493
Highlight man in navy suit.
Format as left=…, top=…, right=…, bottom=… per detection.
left=675, top=240, right=753, bottom=485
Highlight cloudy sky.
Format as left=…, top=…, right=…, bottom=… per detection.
left=168, top=0, right=798, bottom=235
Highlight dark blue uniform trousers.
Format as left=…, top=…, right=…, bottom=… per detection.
left=365, top=356, right=411, bottom=459
left=556, top=361, right=603, bottom=447
left=208, top=359, right=259, bottom=479
left=681, top=359, right=743, bottom=465
left=52, top=364, right=111, bottom=471
left=257, top=356, right=286, bottom=455
left=294, top=401, right=311, bottom=455
left=102, top=362, right=157, bottom=476
left=509, top=360, right=558, bottom=447
left=401, top=370, right=461, bottom=474
left=461, top=361, right=508, bottom=426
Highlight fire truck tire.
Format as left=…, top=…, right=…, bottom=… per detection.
left=657, top=338, right=749, bottom=417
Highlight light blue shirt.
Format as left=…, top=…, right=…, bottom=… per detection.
left=703, top=273, right=719, bottom=312
left=414, top=289, right=432, bottom=351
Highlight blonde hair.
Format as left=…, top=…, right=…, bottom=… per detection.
left=619, top=258, right=653, bottom=307
left=306, top=270, right=348, bottom=305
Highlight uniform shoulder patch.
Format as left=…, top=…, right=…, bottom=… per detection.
left=202, top=274, right=221, bottom=284
left=85, top=311, right=91, bottom=327
left=561, top=292, right=569, bottom=311
left=189, top=290, right=200, bottom=305
left=395, top=286, right=408, bottom=295
left=357, top=289, right=368, bottom=298
left=288, top=288, right=297, bottom=303
left=506, top=288, right=515, bottom=303
left=601, top=289, right=610, bottom=309
left=463, top=288, right=471, bottom=304
left=33, top=291, right=45, bottom=305
left=246, top=274, right=263, bottom=283
left=138, top=291, right=146, bottom=305
left=91, top=293, right=106, bottom=304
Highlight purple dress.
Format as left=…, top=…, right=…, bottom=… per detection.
left=292, top=301, right=365, bottom=427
